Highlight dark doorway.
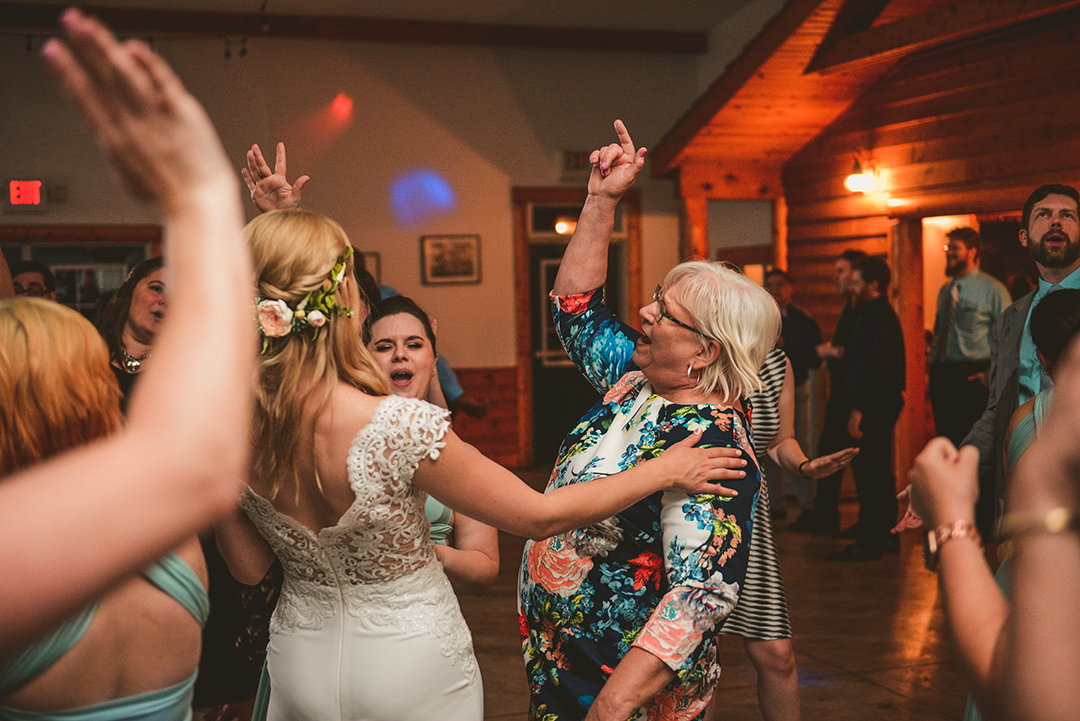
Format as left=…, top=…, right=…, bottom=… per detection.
left=979, top=219, right=1037, bottom=300
left=530, top=242, right=629, bottom=463
left=512, top=187, right=641, bottom=467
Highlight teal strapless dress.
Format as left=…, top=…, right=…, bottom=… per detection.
left=0, top=553, right=209, bottom=721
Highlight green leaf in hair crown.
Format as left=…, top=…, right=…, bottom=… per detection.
left=255, top=247, right=354, bottom=353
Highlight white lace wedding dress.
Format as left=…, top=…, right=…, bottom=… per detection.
left=241, top=396, right=483, bottom=721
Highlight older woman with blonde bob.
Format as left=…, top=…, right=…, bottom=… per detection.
left=519, top=120, right=781, bottom=721
left=213, top=205, right=745, bottom=721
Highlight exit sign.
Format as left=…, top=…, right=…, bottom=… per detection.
left=5, top=180, right=48, bottom=213
left=10, top=180, right=42, bottom=205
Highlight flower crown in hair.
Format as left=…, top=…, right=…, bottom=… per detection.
left=255, top=247, right=354, bottom=354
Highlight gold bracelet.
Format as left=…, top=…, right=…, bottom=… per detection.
left=998, top=507, right=1079, bottom=541
left=925, top=520, right=980, bottom=571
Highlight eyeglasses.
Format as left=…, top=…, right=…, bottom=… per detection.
left=14, top=284, right=48, bottom=298
left=653, top=285, right=708, bottom=338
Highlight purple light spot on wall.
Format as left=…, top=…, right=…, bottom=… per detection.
left=390, top=169, right=456, bottom=226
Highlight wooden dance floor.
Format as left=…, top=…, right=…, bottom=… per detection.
left=458, top=466, right=968, bottom=720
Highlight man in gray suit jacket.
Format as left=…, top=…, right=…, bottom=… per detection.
left=962, top=183, right=1080, bottom=536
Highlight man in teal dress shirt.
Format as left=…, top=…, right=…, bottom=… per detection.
left=929, top=227, right=1011, bottom=446
left=962, top=184, right=1080, bottom=536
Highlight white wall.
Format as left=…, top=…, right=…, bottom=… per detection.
left=2, top=35, right=705, bottom=367
left=696, top=0, right=786, bottom=95
left=707, top=199, right=773, bottom=255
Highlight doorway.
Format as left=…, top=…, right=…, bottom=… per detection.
left=1, top=225, right=160, bottom=321
left=512, top=188, right=641, bottom=467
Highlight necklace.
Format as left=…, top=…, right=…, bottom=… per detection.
left=122, top=350, right=151, bottom=374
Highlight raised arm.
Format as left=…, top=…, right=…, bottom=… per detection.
left=0, top=9, right=251, bottom=656
left=241, top=141, right=310, bottom=213
left=552, top=120, right=646, bottom=296
left=414, top=429, right=747, bottom=541
left=909, top=438, right=1007, bottom=712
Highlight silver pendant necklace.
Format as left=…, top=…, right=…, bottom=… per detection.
left=122, top=350, right=151, bottom=374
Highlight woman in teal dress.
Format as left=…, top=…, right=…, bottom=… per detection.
left=0, top=9, right=254, bottom=709
left=367, top=294, right=500, bottom=594
left=0, top=10, right=259, bottom=719
left=0, top=301, right=209, bottom=721
left=910, top=288, right=1080, bottom=721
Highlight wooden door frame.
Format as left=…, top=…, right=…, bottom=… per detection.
left=0, top=225, right=162, bottom=252
left=512, top=187, right=641, bottom=467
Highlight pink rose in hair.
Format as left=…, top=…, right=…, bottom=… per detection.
left=307, top=310, right=327, bottom=327
left=257, top=299, right=294, bottom=337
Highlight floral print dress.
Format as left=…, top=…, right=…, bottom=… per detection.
left=519, top=288, right=761, bottom=721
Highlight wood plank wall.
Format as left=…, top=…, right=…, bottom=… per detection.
left=783, top=10, right=1080, bottom=478
left=451, top=367, right=522, bottom=469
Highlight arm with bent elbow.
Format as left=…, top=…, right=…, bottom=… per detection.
left=413, top=429, right=746, bottom=541
left=434, top=513, right=500, bottom=595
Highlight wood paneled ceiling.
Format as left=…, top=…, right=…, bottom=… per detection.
left=650, top=0, right=890, bottom=197
left=651, top=0, right=1080, bottom=197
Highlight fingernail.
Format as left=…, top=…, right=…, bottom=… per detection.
left=739, top=471, right=746, bottom=477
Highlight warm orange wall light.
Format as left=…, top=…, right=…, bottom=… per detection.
left=843, top=158, right=879, bottom=194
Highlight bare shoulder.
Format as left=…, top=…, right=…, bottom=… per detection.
left=316, top=383, right=387, bottom=442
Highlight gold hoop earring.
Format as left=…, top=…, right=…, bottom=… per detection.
left=687, top=362, right=695, bottom=381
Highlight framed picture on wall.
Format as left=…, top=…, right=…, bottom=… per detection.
left=357, top=251, right=381, bottom=283
left=420, top=234, right=481, bottom=285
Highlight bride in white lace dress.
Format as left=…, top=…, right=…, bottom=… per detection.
left=214, top=208, right=746, bottom=721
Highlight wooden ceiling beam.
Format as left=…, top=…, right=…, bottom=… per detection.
left=649, top=0, right=827, bottom=177
left=807, top=0, right=892, bottom=67
left=806, top=0, right=1080, bottom=75
left=678, top=161, right=784, bottom=199
left=0, top=2, right=707, bottom=53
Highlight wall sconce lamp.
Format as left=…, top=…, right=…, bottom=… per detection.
left=843, top=158, right=879, bottom=194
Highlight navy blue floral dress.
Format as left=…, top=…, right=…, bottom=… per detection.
left=519, top=288, right=761, bottom=720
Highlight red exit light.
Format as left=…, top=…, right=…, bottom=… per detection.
left=10, top=180, right=42, bottom=206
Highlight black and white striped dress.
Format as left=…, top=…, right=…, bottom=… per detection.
left=719, top=347, right=792, bottom=640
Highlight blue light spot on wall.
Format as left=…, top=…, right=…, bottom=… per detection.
left=390, top=169, right=456, bottom=226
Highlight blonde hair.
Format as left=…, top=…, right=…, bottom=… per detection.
left=247, top=209, right=389, bottom=501
left=0, top=298, right=122, bottom=476
left=664, top=261, right=780, bottom=402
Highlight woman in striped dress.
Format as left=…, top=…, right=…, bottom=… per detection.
left=708, top=347, right=858, bottom=720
